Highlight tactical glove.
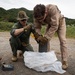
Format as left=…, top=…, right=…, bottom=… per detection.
left=37, top=36, right=48, bottom=45
left=34, top=32, right=40, bottom=40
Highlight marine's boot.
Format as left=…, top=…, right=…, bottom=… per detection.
left=12, top=56, right=17, bottom=62
left=62, top=61, right=68, bottom=70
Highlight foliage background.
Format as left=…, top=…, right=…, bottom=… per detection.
left=0, top=7, right=75, bottom=38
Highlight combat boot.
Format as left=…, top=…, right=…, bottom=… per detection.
left=12, top=56, right=17, bottom=62
left=62, top=61, right=68, bottom=70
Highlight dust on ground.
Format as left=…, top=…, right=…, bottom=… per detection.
left=0, top=32, right=75, bottom=75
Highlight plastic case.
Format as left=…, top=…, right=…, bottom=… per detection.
left=1, top=64, right=14, bottom=71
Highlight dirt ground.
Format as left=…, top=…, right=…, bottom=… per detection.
left=0, top=32, right=75, bottom=75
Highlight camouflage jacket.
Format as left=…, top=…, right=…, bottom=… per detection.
left=10, top=22, right=36, bottom=44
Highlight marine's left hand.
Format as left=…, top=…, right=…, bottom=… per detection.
left=24, top=25, right=32, bottom=31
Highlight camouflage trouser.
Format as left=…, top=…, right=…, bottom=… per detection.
left=9, top=37, right=33, bottom=56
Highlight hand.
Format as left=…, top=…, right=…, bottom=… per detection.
left=37, top=36, right=48, bottom=45
left=34, top=32, right=40, bottom=39
left=24, top=25, right=32, bottom=31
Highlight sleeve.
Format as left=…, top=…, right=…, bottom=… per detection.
left=10, top=23, right=18, bottom=37
left=44, top=5, right=60, bottom=40
left=34, top=19, right=42, bottom=35
left=31, top=24, right=38, bottom=35
left=31, top=24, right=36, bottom=34
left=31, top=24, right=41, bottom=40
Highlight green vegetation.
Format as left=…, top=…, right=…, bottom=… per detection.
left=0, top=7, right=75, bottom=38
left=41, top=25, right=75, bottom=39
left=0, top=7, right=33, bottom=23
left=66, top=18, right=75, bottom=26
left=0, top=22, right=13, bottom=31
left=0, top=22, right=75, bottom=38
left=0, top=7, right=75, bottom=25
left=66, top=25, right=75, bottom=38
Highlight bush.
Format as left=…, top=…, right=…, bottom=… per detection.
left=66, top=26, right=75, bottom=38
left=41, top=25, right=75, bottom=38
left=0, top=22, right=14, bottom=31
left=0, top=22, right=75, bottom=38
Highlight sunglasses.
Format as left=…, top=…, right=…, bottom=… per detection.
left=21, top=19, right=27, bottom=21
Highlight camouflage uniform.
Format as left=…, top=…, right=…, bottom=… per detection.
left=9, top=22, right=35, bottom=57
left=34, top=4, right=68, bottom=61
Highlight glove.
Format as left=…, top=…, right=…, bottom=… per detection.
left=34, top=32, right=40, bottom=40
left=24, top=25, right=32, bottom=31
left=37, top=36, right=48, bottom=45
